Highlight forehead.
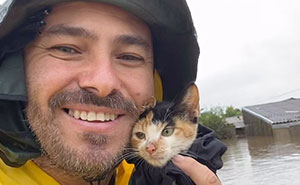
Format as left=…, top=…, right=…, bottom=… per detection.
left=42, top=1, right=151, bottom=41
left=51, top=2, right=142, bottom=22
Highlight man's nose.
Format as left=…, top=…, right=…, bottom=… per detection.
left=77, top=57, right=121, bottom=97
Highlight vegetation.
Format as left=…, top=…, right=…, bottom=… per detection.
left=224, top=106, right=242, bottom=117
left=199, top=106, right=241, bottom=139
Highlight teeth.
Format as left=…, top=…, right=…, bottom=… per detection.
left=111, top=114, right=115, bottom=120
left=68, top=110, right=74, bottom=116
left=74, top=110, right=80, bottom=119
left=97, top=113, right=105, bottom=121
left=68, top=109, right=117, bottom=122
left=87, top=112, right=96, bottom=121
left=110, top=114, right=114, bottom=120
left=105, top=113, right=110, bottom=121
left=80, top=111, right=87, bottom=120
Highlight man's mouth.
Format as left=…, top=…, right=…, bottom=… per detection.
left=65, top=109, right=119, bottom=122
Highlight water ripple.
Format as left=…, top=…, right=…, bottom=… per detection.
left=218, top=137, right=300, bottom=185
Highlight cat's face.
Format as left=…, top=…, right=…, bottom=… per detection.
left=131, top=111, right=198, bottom=167
left=130, top=83, right=200, bottom=167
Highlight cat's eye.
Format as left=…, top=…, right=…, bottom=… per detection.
left=135, top=132, right=146, bottom=139
left=161, top=127, right=175, bottom=137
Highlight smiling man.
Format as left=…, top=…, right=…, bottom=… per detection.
left=0, top=1, right=226, bottom=185
left=24, top=2, right=154, bottom=183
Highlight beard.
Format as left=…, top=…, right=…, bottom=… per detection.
left=26, top=88, right=138, bottom=180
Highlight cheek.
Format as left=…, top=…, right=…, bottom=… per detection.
left=131, top=137, right=143, bottom=149
left=119, top=68, right=154, bottom=109
left=25, top=54, right=76, bottom=106
left=159, top=137, right=172, bottom=151
left=130, top=124, right=145, bottom=148
left=175, top=121, right=198, bottom=139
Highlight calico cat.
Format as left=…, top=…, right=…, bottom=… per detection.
left=130, top=83, right=200, bottom=167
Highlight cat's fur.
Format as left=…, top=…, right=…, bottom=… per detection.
left=130, top=83, right=200, bottom=167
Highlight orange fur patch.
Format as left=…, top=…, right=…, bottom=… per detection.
left=173, top=116, right=198, bottom=139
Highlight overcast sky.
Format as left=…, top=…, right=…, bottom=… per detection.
left=1, top=0, right=300, bottom=109
left=187, top=0, right=300, bottom=109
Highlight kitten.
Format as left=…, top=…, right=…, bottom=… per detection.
left=130, top=83, right=200, bottom=167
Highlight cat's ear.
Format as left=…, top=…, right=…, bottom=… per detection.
left=141, top=96, right=157, bottom=112
left=179, top=83, right=200, bottom=117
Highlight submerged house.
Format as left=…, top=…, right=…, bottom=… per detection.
left=225, top=116, right=245, bottom=136
left=242, top=98, right=300, bottom=139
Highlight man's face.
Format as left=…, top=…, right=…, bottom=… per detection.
left=24, top=2, right=154, bottom=178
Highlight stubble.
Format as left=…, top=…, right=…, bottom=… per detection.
left=26, top=88, right=138, bottom=179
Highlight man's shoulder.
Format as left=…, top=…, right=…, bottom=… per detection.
left=0, top=159, right=60, bottom=185
left=0, top=159, right=136, bottom=185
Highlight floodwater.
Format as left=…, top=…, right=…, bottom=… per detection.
left=218, top=136, right=300, bottom=185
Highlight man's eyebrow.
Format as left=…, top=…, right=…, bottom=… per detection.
left=115, top=35, right=151, bottom=50
left=43, top=24, right=98, bottom=40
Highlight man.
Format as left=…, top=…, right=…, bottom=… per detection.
left=0, top=1, right=226, bottom=185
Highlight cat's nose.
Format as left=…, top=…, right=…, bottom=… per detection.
left=146, top=143, right=156, bottom=155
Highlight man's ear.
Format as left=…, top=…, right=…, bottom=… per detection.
left=141, top=96, right=156, bottom=112
left=179, top=83, right=200, bottom=118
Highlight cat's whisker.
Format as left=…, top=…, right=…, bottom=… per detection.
left=124, top=150, right=139, bottom=154
left=121, top=153, right=139, bottom=160
left=123, top=150, right=139, bottom=155
left=122, top=148, right=139, bottom=153
left=121, top=153, right=138, bottom=159
left=123, top=147, right=139, bottom=150
left=115, top=153, right=140, bottom=165
left=122, top=150, right=137, bottom=154
left=123, top=149, right=139, bottom=152
left=134, top=157, right=145, bottom=168
left=122, top=150, right=139, bottom=155
left=114, top=155, right=129, bottom=165
left=115, top=158, right=126, bottom=165
left=119, top=151, right=139, bottom=159
left=123, top=157, right=140, bottom=164
left=116, top=153, right=133, bottom=162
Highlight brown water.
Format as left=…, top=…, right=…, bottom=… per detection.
left=218, top=136, right=300, bottom=185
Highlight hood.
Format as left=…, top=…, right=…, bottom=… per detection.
left=0, top=0, right=199, bottom=167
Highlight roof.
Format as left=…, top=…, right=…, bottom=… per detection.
left=225, top=116, right=245, bottom=128
left=242, top=98, right=300, bottom=125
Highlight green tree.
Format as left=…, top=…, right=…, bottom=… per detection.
left=199, top=107, right=235, bottom=139
left=223, top=106, right=241, bottom=118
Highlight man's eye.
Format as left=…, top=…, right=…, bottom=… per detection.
left=49, top=46, right=80, bottom=54
left=117, top=54, right=144, bottom=61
